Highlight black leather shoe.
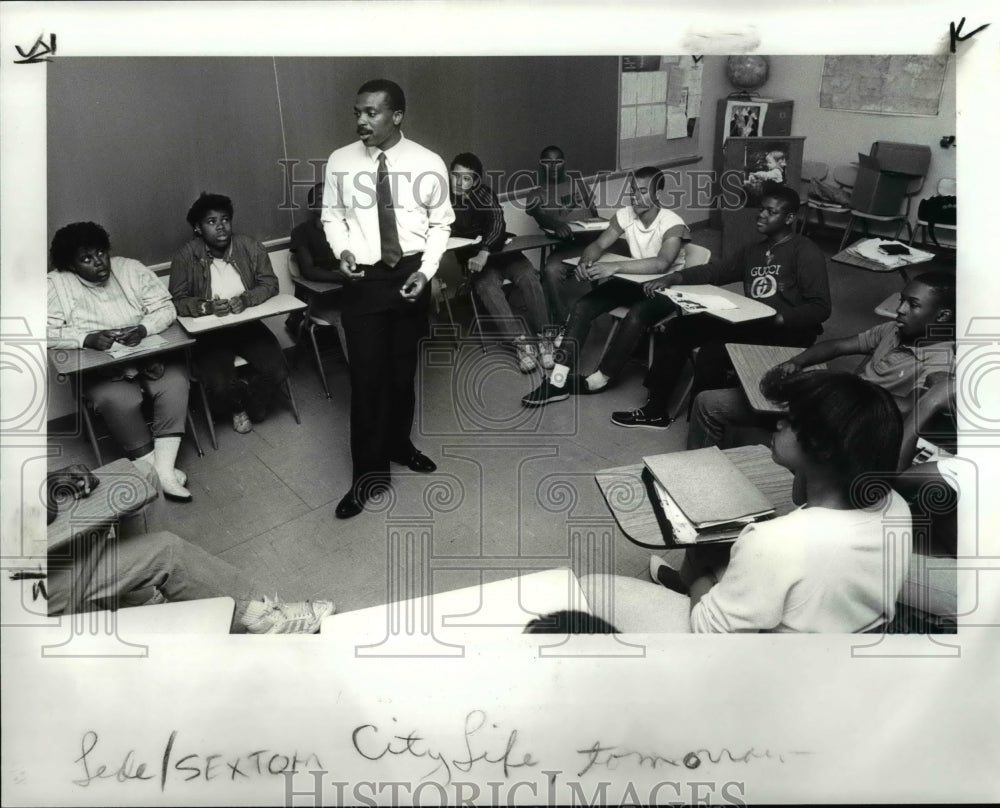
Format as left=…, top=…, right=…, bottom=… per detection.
left=335, top=490, right=365, bottom=519
left=390, top=450, right=437, bottom=473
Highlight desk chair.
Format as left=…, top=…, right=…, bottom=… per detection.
left=911, top=177, right=956, bottom=248
left=191, top=355, right=301, bottom=450
left=289, top=268, right=348, bottom=400
left=75, top=377, right=204, bottom=467
left=602, top=242, right=712, bottom=369
left=839, top=173, right=926, bottom=252
left=798, top=163, right=857, bottom=235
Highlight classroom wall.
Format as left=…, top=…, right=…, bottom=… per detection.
left=765, top=55, right=957, bottom=230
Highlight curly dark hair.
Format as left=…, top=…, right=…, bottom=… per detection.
left=357, top=79, right=405, bottom=113
left=760, top=370, right=902, bottom=495
left=185, top=192, right=234, bottom=229
left=50, top=222, right=110, bottom=270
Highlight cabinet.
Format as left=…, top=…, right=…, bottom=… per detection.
left=710, top=98, right=795, bottom=256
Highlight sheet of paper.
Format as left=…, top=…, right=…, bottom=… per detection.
left=620, top=71, right=639, bottom=106
left=619, top=105, right=637, bottom=139
left=635, top=71, right=657, bottom=104
left=104, top=333, right=168, bottom=358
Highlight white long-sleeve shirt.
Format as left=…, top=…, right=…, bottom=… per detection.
left=691, top=491, right=912, bottom=633
left=321, top=133, right=454, bottom=279
left=47, top=256, right=176, bottom=349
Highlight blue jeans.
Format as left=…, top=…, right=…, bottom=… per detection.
left=47, top=531, right=273, bottom=632
left=471, top=252, right=549, bottom=339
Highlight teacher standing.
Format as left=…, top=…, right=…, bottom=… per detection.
left=322, top=79, right=454, bottom=519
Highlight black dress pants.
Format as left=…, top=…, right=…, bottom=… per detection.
left=340, top=255, right=429, bottom=491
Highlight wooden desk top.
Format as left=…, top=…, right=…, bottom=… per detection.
left=595, top=445, right=795, bottom=549
left=658, top=284, right=776, bottom=325
left=726, top=343, right=827, bottom=415
left=47, top=322, right=194, bottom=376
left=177, top=293, right=306, bottom=334
left=47, top=458, right=159, bottom=551
left=497, top=233, right=561, bottom=254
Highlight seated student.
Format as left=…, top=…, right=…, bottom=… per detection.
left=611, top=186, right=831, bottom=429
left=286, top=181, right=340, bottom=336
left=522, top=167, right=689, bottom=406
left=169, top=193, right=288, bottom=435
left=894, top=374, right=958, bottom=559
left=525, top=145, right=601, bottom=324
left=46, top=530, right=335, bottom=634
left=444, top=152, right=549, bottom=372
left=47, top=222, right=193, bottom=502
left=687, top=270, right=956, bottom=452
left=583, top=372, right=911, bottom=633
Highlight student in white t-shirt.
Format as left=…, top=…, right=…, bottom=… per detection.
left=523, top=167, right=691, bottom=407
left=583, top=371, right=912, bottom=633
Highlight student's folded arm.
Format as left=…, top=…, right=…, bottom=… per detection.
left=46, top=280, right=87, bottom=349
left=168, top=253, right=208, bottom=317
left=778, top=243, right=832, bottom=329
left=624, top=231, right=685, bottom=276
left=135, top=263, right=176, bottom=335
left=479, top=187, right=508, bottom=253
left=792, top=334, right=864, bottom=369
left=896, top=378, right=955, bottom=471
left=417, top=159, right=455, bottom=280
left=242, top=245, right=279, bottom=307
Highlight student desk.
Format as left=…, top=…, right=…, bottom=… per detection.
left=319, top=568, right=588, bottom=645
left=47, top=322, right=194, bottom=376
left=657, top=285, right=777, bottom=325
left=176, top=293, right=306, bottom=334
left=47, top=458, right=159, bottom=551
left=84, top=597, right=235, bottom=635
left=831, top=239, right=934, bottom=282
left=47, top=458, right=160, bottom=615
left=594, top=445, right=796, bottom=549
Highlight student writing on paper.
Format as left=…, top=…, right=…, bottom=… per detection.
left=169, top=193, right=286, bottom=436
left=285, top=181, right=341, bottom=336
left=521, top=167, right=689, bottom=407
left=46, top=222, right=193, bottom=503
left=46, top=530, right=336, bottom=634
left=583, top=372, right=911, bottom=633
left=525, top=145, right=601, bottom=323
left=612, top=187, right=830, bottom=429
left=442, top=152, right=549, bottom=373
left=688, top=271, right=956, bottom=455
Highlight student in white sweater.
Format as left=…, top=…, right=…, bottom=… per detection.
left=583, top=371, right=911, bottom=633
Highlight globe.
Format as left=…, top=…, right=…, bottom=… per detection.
left=726, top=55, right=770, bottom=93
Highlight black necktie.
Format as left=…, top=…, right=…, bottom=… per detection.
left=377, top=152, right=402, bottom=268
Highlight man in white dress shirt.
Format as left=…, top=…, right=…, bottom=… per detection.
left=322, top=79, right=454, bottom=519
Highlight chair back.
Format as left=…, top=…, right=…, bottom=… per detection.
left=683, top=242, right=711, bottom=268
left=832, top=163, right=858, bottom=189
left=800, top=160, right=829, bottom=183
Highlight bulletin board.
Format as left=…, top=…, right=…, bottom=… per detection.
left=618, top=55, right=704, bottom=169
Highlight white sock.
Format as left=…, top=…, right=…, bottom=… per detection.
left=584, top=370, right=610, bottom=391
left=153, top=436, right=191, bottom=498
left=550, top=363, right=570, bottom=388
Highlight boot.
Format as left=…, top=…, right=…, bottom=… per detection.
left=142, top=436, right=192, bottom=503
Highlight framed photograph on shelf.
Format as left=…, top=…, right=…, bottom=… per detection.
left=724, top=99, right=768, bottom=139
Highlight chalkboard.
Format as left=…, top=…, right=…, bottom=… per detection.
left=47, top=57, right=619, bottom=266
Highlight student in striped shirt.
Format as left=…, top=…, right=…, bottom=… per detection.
left=47, top=222, right=193, bottom=502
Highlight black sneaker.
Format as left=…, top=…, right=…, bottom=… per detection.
left=521, top=375, right=575, bottom=407
left=610, top=407, right=673, bottom=429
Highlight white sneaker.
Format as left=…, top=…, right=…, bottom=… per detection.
left=240, top=596, right=336, bottom=634
left=232, top=411, right=253, bottom=434
left=513, top=337, right=538, bottom=373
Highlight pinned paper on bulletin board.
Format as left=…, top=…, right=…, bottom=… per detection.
left=619, top=54, right=702, bottom=147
